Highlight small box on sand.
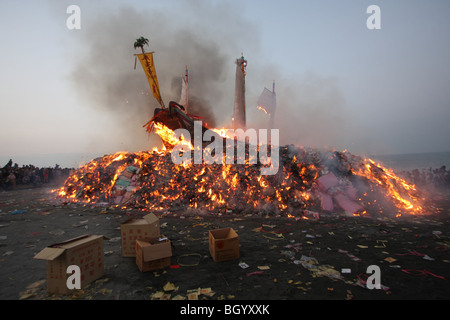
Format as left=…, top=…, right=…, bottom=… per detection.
left=209, top=228, right=239, bottom=262
left=136, top=237, right=172, bottom=272
left=34, top=234, right=106, bottom=294
left=120, top=213, right=160, bottom=257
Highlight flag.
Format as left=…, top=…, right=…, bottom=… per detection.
left=135, top=52, right=164, bottom=107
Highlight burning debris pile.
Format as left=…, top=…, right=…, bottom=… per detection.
left=54, top=141, right=425, bottom=218
left=55, top=40, right=425, bottom=218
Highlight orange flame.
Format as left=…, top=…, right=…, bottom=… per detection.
left=257, top=105, right=269, bottom=115
left=54, top=125, right=428, bottom=218
left=351, top=158, right=423, bottom=214
left=152, top=122, right=193, bottom=151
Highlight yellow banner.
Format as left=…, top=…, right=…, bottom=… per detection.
left=136, top=52, right=164, bottom=107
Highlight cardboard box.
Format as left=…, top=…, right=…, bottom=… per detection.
left=34, top=234, right=105, bottom=294
left=120, top=213, right=160, bottom=257
left=209, top=228, right=239, bottom=262
left=136, top=237, right=172, bottom=272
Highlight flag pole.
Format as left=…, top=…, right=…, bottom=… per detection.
left=268, top=80, right=276, bottom=146
left=185, top=65, right=189, bottom=112
left=269, top=80, right=275, bottom=131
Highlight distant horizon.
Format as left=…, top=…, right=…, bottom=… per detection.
left=368, top=150, right=450, bottom=157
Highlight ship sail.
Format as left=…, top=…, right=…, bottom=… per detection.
left=256, top=87, right=276, bottom=116
left=135, top=52, right=164, bottom=108
left=257, top=82, right=277, bottom=133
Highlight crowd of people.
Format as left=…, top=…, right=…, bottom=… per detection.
left=0, top=159, right=73, bottom=191
left=1, top=158, right=449, bottom=192
left=399, top=166, right=450, bottom=189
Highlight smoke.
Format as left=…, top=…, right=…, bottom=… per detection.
left=247, top=66, right=353, bottom=152
left=276, top=71, right=350, bottom=150
left=67, top=1, right=354, bottom=154
left=69, top=2, right=259, bottom=152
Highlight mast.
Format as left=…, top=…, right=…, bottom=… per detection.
left=269, top=80, right=275, bottom=132
left=184, top=65, right=189, bottom=112
left=179, top=65, right=189, bottom=112
left=232, top=54, right=247, bottom=130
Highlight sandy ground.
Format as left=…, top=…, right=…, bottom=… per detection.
left=1, top=183, right=449, bottom=308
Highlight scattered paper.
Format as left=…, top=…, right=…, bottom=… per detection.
left=151, top=291, right=164, bottom=299
left=384, top=257, right=397, bottom=263
left=187, top=293, right=198, bottom=300
left=163, top=281, right=177, bottom=292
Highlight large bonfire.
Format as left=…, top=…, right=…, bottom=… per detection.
left=54, top=39, right=426, bottom=218
left=54, top=124, right=425, bottom=219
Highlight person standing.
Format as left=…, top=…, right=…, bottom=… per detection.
left=6, top=171, right=16, bottom=190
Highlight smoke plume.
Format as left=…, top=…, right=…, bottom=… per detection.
left=68, top=1, right=353, bottom=154
left=69, top=2, right=259, bottom=152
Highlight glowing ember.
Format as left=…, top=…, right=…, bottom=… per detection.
left=53, top=126, right=427, bottom=218
left=152, top=122, right=193, bottom=150
left=257, top=105, right=269, bottom=115
left=350, top=158, right=423, bottom=215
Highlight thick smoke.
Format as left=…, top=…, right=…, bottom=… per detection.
left=68, top=1, right=353, bottom=154
left=274, top=71, right=351, bottom=150
left=69, top=2, right=258, bottom=152
left=247, top=65, right=353, bottom=151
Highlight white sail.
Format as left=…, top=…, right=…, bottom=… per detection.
left=257, top=87, right=276, bottom=115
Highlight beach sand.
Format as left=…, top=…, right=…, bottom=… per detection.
left=1, top=183, right=449, bottom=304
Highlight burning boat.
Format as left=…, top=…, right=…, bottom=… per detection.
left=133, top=37, right=211, bottom=148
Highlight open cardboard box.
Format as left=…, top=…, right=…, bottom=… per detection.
left=120, top=213, right=160, bottom=257
left=34, top=234, right=106, bottom=294
left=209, top=227, right=239, bottom=262
left=136, top=236, right=172, bottom=272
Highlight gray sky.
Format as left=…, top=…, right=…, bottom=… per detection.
left=1, top=0, right=449, bottom=167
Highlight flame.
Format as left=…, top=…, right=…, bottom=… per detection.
left=351, top=157, right=423, bottom=214
left=53, top=151, right=152, bottom=204
left=54, top=125, right=428, bottom=219
left=152, top=122, right=193, bottom=151
left=112, top=154, right=125, bottom=162
left=257, top=105, right=269, bottom=115
left=211, top=127, right=234, bottom=139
